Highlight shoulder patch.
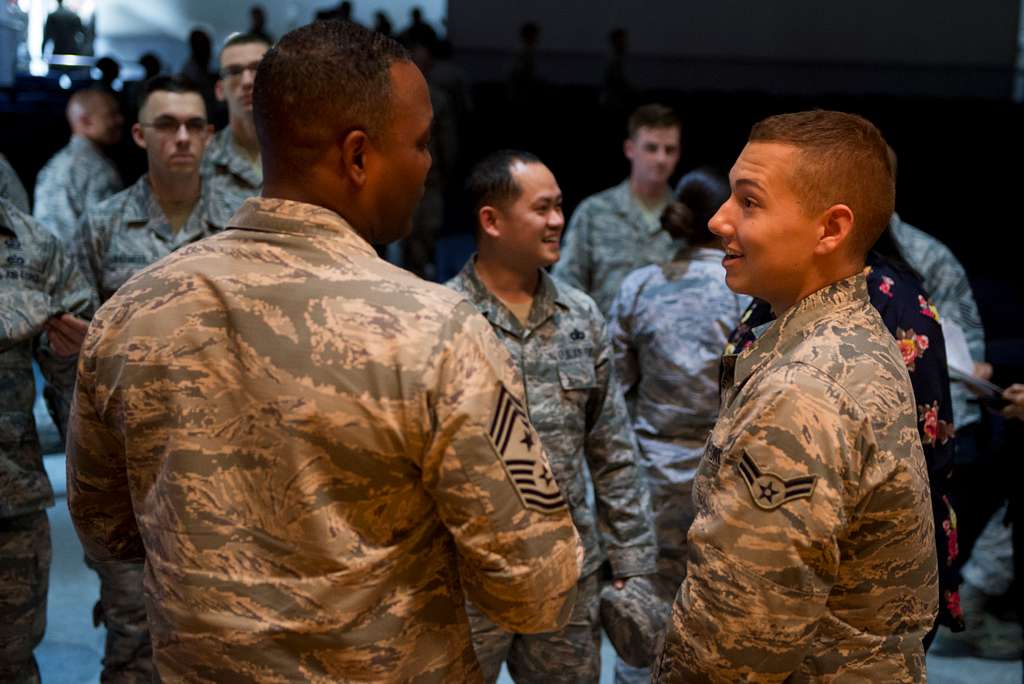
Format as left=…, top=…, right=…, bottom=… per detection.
left=488, top=384, right=566, bottom=513
left=736, top=451, right=817, bottom=511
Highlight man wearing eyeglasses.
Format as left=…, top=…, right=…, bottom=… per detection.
left=201, top=32, right=269, bottom=215
left=70, top=74, right=231, bottom=682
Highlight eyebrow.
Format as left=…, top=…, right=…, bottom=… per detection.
left=734, top=178, right=766, bottom=193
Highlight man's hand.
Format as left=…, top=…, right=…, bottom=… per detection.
left=45, top=313, right=90, bottom=357
left=613, top=578, right=629, bottom=590
left=1003, top=384, right=1024, bottom=420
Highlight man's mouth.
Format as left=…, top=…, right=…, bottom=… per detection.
left=723, top=248, right=744, bottom=266
left=541, top=235, right=561, bottom=244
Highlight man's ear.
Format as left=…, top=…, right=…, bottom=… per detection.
left=478, top=205, right=502, bottom=239
left=340, top=129, right=369, bottom=188
left=815, top=203, right=855, bottom=256
left=623, top=137, right=635, bottom=162
left=130, top=122, right=146, bottom=150
left=214, top=78, right=226, bottom=103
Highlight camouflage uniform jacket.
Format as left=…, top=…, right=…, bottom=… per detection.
left=76, top=173, right=231, bottom=304
left=447, top=257, right=657, bottom=579
left=655, top=273, right=938, bottom=683
left=0, top=153, right=30, bottom=213
left=67, top=198, right=583, bottom=683
left=1, top=198, right=94, bottom=518
left=553, top=179, right=680, bottom=316
left=890, top=213, right=984, bottom=428
left=610, top=248, right=751, bottom=456
left=200, top=126, right=263, bottom=217
left=33, top=135, right=122, bottom=241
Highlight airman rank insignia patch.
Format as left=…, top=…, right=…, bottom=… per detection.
left=488, top=384, right=566, bottom=513
left=736, top=451, right=817, bottom=511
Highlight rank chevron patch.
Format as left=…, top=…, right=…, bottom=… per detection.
left=488, top=384, right=566, bottom=513
left=736, top=451, right=817, bottom=511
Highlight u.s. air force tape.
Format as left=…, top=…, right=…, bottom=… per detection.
left=487, top=384, right=566, bottom=513
left=736, top=451, right=817, bottom=511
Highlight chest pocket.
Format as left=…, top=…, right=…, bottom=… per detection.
left=558, top=361, right=597, bottom=391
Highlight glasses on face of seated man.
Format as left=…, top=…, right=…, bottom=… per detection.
left=139, top=116, right=209, bottom=136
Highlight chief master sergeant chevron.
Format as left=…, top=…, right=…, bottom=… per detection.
left=654, top=111, right=938, bottom=683
left=66, top=20, right=582, bottom=683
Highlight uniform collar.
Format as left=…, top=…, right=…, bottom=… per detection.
left=227, top=197, right=377, bottom=258
left=207, top=127, right=262, bottom=188
left=731, top=272, right=870, bottom=390
left=453, top=255, right=567, bottom=337
left=123, top=174, right=226, bottom=235
left=610, top=178, right=669, bottom=237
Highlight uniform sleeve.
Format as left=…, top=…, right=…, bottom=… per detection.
left=658, top=373, right=848, bottom=683
left=552, top=203, right=592, bottom=293
left=608, top=274, right=641, bottom=397
left=35, top=238, right=98, bottom=439
left=421, top=301, right=582, bottom=634
left=0, top=157, right=30, bottom=213
left=66, top=317, right=143, bottom=562
left=585, top=310, right=657, bottom=577
left=73, top=211, right=105, bottom=308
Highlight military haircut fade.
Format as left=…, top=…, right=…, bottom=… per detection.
left=465, top=149, right=543, bottom=229
left=749, top=110, right=895, bottom=258
left=136, top=74, right=203, bottom=116
left=627, top=103, right=680, bottom=139
left=221, top=31, right=271, bottom=53
left=253, top=20, right=410, bottom=169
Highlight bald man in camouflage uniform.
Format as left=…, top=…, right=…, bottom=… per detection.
left=34, top=88, right=123, bottom=241
left=68, top=22, right=582, bottom=682
left=0, top=153, right=29, bottom=213
left=655, top=111, right=937, bottom=682
left=1, top=197, right=94, bottom=684
left=450, top=151, right=656, bottom=682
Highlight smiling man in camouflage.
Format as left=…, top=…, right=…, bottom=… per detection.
left=654, top=111, right=937, bottom=682
left=449, top=149, right=656, bottom=682
left=67, top=21, right=581, bottom=683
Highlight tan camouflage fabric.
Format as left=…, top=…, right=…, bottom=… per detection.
left=75, top=174, right=231, bottom=304
left=890, top=213, right=984, bottom=428
left=33, top=135, right=122, bottom=241
left=553, top=179, right=681, bottom=315
left=200, top=127, right=262, bottom=218
left=654, top=273, right=938, bottom=683
left=0, top=154, right=30, bottom=213
left=1, top=197, right=94, bottom=518
left=67, top=197, right=583, bottom=683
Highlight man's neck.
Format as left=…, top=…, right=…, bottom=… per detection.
left=628, top=176, right=669, bottom=209
left=769, top=263, right=863, bottom=317
left=148, top=171, right=201, bottom=233
left=229, top=115, right=260, bottom=161
left=474, top=252, right=539, bottom=304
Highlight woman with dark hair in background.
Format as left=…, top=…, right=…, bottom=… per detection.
left=608, top=168, right=750, bottom=683
left=727, top=224, right=965, bottom=648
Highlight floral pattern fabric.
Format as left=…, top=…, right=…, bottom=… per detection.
left=724, top=253, right=963, bottom=631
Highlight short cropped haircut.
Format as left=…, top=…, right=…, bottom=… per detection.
left=253, top=21, right=410, bottom=170
left=749, top=110, right=894, bottom=257
left=466, top=149, right=543, bottom=228
left=221, top=31, right=272, bottom=55
left=627, top=103, right=680, bottom=139
left=137, top=74, right=203, bottom=115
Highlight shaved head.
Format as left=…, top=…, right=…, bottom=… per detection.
left=253, top=20, right=410, bottom=173
left=66, top=88, right=123, bottom=146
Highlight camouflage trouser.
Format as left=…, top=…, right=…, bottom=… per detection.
left=0, top=510, right=50, bottom=684
left=85, top=556, right=153, bottom=683
left=615, top=456, right=695, bottom=684
left=468, top=571, right=601, bottom=683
